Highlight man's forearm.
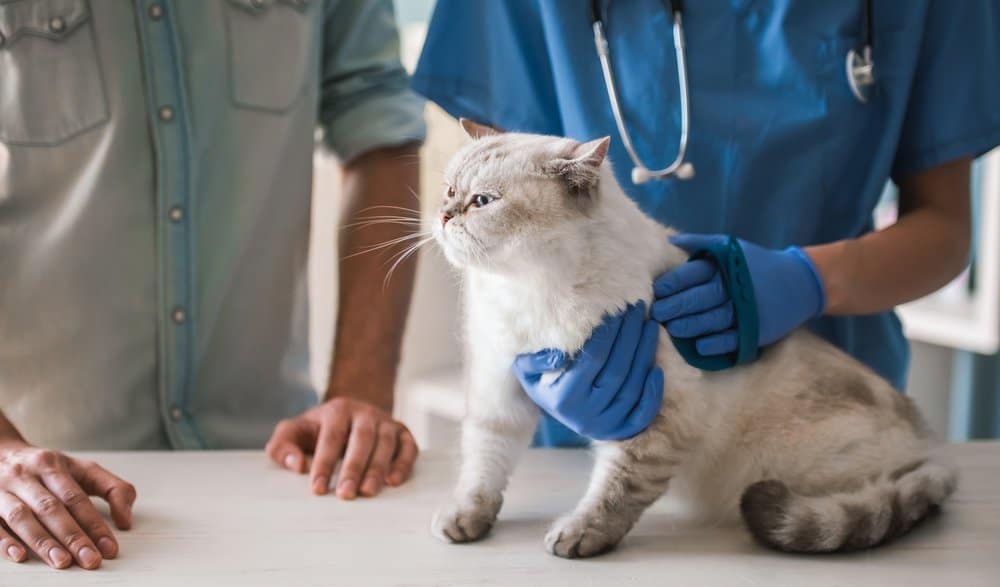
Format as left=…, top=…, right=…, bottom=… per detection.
left=806, top=157, right=972, bottom=315
left=325, top=143, right=421, bottom=410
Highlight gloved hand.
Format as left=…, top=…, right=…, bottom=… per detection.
left=652, top=234, right=826, bottom=357
left=512, top=302, right=663, bottom=441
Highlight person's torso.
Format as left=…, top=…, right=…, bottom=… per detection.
left=531, top=0, right=925, bottom=387
left=0, top=0, right=325, bottom=449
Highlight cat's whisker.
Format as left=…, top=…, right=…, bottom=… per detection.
left=341, top=231, right=432, bottom=260
left=382, top=236, right=434, bottom=289
left=343, top=216, right=426, bottom=230
left=358, top=204, right=423, bottom=215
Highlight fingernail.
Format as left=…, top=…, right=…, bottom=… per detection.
left=283, top=454, right=297, bottom=470
left=79, top=546, right=101, bottom=568
left=386, top=473, right=401, bottom=486
left=97, top=537, right=116, bottom=557
left=312, top=478, right=328, bottom=495
left=49, top=547, right=71, bottom=568
left=7, top=544, right=24, bottom=561
left=337, top=480, right=357, bottom=499
left=361, top=478, right=378, bottom=496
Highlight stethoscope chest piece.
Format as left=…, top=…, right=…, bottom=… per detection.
left=846, top=46, right=876, bottom=103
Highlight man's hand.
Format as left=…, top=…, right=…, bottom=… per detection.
left=265, top=398, right=418, bottom=499
left=0, top=442, right=136, bottom=570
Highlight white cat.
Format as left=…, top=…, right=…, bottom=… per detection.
left=429, top=119, right=955, bottom=558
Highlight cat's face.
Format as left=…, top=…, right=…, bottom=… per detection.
left=433, top=120, right=610, bottom=270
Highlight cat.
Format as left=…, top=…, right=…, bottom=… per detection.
left=428, top=118, right=956, bottom=558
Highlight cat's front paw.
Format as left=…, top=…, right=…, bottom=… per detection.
left=431, top=492, right=503, bottom=544
left=544, top=514, right=623, bottom=559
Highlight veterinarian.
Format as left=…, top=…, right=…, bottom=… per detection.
left=413, top=0, right=1000, bottom=445
left=0, top=0, right=423, bottom=570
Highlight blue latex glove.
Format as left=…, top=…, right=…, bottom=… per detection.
left=652, top=234, right=826, bottom=357
left=512, top=302, right=664, bottom=441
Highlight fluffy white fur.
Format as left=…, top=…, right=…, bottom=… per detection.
left=429, top=120, right=955, bottom=558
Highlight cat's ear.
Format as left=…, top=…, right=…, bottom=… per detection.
left=459, top=118, right=503, bottom=140
left=547, top=136, right=611, bottom=192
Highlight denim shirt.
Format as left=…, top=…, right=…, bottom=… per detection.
left=0, top=0, right=426, bottom=449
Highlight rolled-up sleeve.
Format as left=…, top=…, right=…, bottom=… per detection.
left=319, top=0, right=426, bottom=162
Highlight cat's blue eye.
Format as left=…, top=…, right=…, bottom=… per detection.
left=473, top=193, right=495, bottom=207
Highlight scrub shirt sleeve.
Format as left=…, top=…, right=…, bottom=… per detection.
left=411, top=0, right=563, bottom=135
left=319, top=0, right=427, bottom=163
left=891, top=1, right=1000, bottom=180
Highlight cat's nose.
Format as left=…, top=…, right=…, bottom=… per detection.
left=441, top=211, right=454, bottom=226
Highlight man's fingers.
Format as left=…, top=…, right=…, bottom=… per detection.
left=11, top=478, right=103, bottom=569
left=386, top=428, right=419, bottom=487
left=309, top=411, right=350, bottom=496
left=359, top=424, right=398, bottom=497
left=335, top=417, right=377, bottom=500
left=0, top=490, right=75, bottom=570
left=70, top=460, right=137, bottom=531
left=265, top=419, right=313, bottom=474
left=40, top=472, right=117, bottom=559
left=0, top=522, right=27, bottom=563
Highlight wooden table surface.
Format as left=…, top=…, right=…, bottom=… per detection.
left=0, top=444, right=997, bottom=586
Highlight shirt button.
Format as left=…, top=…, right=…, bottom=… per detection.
left=169, top=406, right=183, bottom=422
left=158, top=106, right=175, bottom=122
left=49, top=17, right=66, bottom=33
left=149, top=3, right=164, bottom=20
left=171, top=307, right=187, bottom=325
left=169, top=206, right=185, bottom=223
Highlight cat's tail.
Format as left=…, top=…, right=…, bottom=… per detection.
left=739, top=460, right=957, bottom=553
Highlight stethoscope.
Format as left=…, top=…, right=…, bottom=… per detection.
left=590, top=0, right=877, bottom=185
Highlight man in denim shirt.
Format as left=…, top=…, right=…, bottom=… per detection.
left=0, top=0, right=424, bottom=570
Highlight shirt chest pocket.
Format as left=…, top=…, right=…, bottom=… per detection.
left=224, top=0, right=316, bottom=113
left=0, top=0, right=108, bottom=146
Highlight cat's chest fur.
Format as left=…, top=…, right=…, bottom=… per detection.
left=466, top=228, right=680, bottom=356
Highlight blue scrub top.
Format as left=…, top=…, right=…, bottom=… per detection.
left=413, top=0, right=1000, bottom=444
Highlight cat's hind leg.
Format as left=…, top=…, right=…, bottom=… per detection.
left=545, top=415, right=684, bottom=558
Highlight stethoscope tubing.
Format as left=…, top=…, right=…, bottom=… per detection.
left=591, top=0, right=876, bottom=184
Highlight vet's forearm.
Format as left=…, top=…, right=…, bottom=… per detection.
left=806, top=157, right=972, bottom=315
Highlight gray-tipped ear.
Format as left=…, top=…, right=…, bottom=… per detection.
left=459, top=118, right=502, bottom=139
left=547, top=136, right=611, bottom=192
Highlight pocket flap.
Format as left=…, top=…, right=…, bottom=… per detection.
left=225, top=0, right=311, bottom=16
left=0, top=0, right=90, bottom=48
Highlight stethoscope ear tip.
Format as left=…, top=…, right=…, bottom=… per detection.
left=676, top=162, right=695, bottom=179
